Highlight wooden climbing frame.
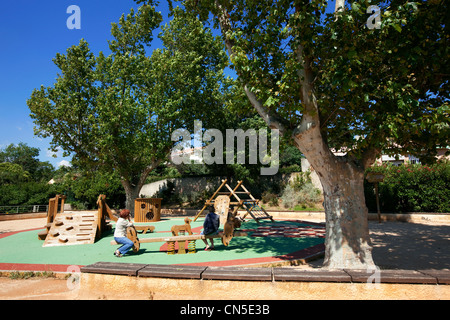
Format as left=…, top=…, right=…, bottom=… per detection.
left=193, top=179, right=273, bottom=224
left=38, top=194, right=67, bottom=240
left=96, top=194, right=118, bottom=237
left=38, top=194, right=155, bottom=247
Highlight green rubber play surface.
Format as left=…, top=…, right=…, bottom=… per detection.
left=0, top=217, right=325, bottom=269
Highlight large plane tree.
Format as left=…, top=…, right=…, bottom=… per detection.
left=162, top=0, right=449, bottom=268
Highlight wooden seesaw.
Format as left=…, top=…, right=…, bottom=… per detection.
left=111, top=222, right=247, bottom=255
left=112, top=193, right=248, bottom=254
left=111, top=229, right=248, bottom=254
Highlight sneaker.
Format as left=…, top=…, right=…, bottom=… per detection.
left=114, top=250, right=122, bottom=257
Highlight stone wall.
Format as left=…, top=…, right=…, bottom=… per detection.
left=139, top=174, right=297, bottom=199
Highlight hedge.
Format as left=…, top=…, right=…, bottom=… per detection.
left=364, top=161, right=450, bottom=213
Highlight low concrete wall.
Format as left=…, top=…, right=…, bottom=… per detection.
left=0, top=212, right=47, bottom=221
left=368, top=212, right=450, bottom=224
left=160, top=208, right=450, bottom=224
left=78, top=272, right=449, bottom=300
left=2, top=209, right=449, bottom=225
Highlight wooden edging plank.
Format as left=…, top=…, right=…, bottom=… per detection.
left=138, top=264, right=207, bottom=279
left=80, top=262, right=450, bottom=285
left=80, top=262, right=147, bottom=276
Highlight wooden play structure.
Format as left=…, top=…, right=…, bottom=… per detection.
left=193, top=179, right=273, bottom=224
left=38, top=194, right=147, bottom=247
left=126, top=226, right=140, bottom=253
left=41, top=211, right=100, bottom=247
left=38, top=194, right=117, bottom=247
left=37, top=194, right=67, bottom=241
left=134, top=198, right=162, bottom=222
left=96, top=194, right=118, bottom=234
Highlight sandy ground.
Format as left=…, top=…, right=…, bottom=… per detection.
left=0, top=216, right=449, bottom=299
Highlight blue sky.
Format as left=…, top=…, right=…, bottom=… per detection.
left=0, top=0, right=170, bottom=168
left=0, top=1, right=339, bottom=169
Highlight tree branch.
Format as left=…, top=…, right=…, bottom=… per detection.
left=292, top=3, right=320, bottom=138
left=335, top=0, right=346, bottom=13
left=214, top=1, right=288, bottom=134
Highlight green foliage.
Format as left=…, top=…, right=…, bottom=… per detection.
left=0, top=142, right=58, bottom=207
left=181, top=0, right=449, bottom=165
left=48, top=166, right=126, bottom=209
left=8, top=271, right=55, bottom=280
left=365, top=162, right=450, bottom=213
left=281, top=182, right=322, bottom=209
left=28, top=6, right=232, bottom=208
left=279, top=145, right=304, bottom=168
left=0, top=143, right=55, bottom=182
left=0, top=143, right=40, bottom=176
left=0, top=163, right=30, bottom=184
left=317, top=0, right=449, bottom=160
left=279, top=164, right=302, bottom=174
left=0, top=181, right=56, bottom=206
left=261, top=190, right=279, bottom=206
left=69, top=172, right=125, bottom=209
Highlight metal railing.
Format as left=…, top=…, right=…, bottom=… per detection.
left=0, top=205, right=48, bottom=214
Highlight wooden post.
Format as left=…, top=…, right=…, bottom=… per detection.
left=375, top=183, right=381, bottom=223
left=366, top=173, right=385, bottom=224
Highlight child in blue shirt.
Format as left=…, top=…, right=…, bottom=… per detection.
left=201, top=206, right=220, bottom=250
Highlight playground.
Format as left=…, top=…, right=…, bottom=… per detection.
left=0, top=215, right=325, bottom=269
left=1, top=214, right=449, bottom=300
left=0, top=180, right=327, bottom=272
left=0, top=179, right=449, bottom=300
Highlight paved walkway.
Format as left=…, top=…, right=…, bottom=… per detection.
left=301, top=219, right=450, bottom=270
left=0, top=214, right=448, bottom=299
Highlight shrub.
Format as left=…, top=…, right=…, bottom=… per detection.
left=261, top=191, right=279, bottom=206
left=364, top=161, right=450, bottom=213
left=281, top=178, right=322, bottom=209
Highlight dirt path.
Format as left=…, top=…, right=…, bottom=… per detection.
left=0, top=217, right=47, bottom=234
left=0, top=277, right=78, bottom=300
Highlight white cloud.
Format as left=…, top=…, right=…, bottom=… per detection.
left=46, top=147, right=63, bottom=158
left=57, top=160, right=72, bottom=168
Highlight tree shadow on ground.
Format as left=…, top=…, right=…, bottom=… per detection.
left=225, top=220, right=325, bottom=260
left=368, top=221, right=450, bottom=270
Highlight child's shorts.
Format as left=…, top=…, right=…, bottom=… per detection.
left=201, top=230, right=219, bottom=236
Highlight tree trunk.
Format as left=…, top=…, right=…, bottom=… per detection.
left=120, top=161, right=163, bottom=217
left=121, top=180, right=141, bottom=217
left=297, top=139, right=376, bottom=269
left=321, top=165, right=374, bottom=269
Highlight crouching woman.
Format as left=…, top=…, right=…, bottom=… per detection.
left=113, top=209, right=134, bottom=257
